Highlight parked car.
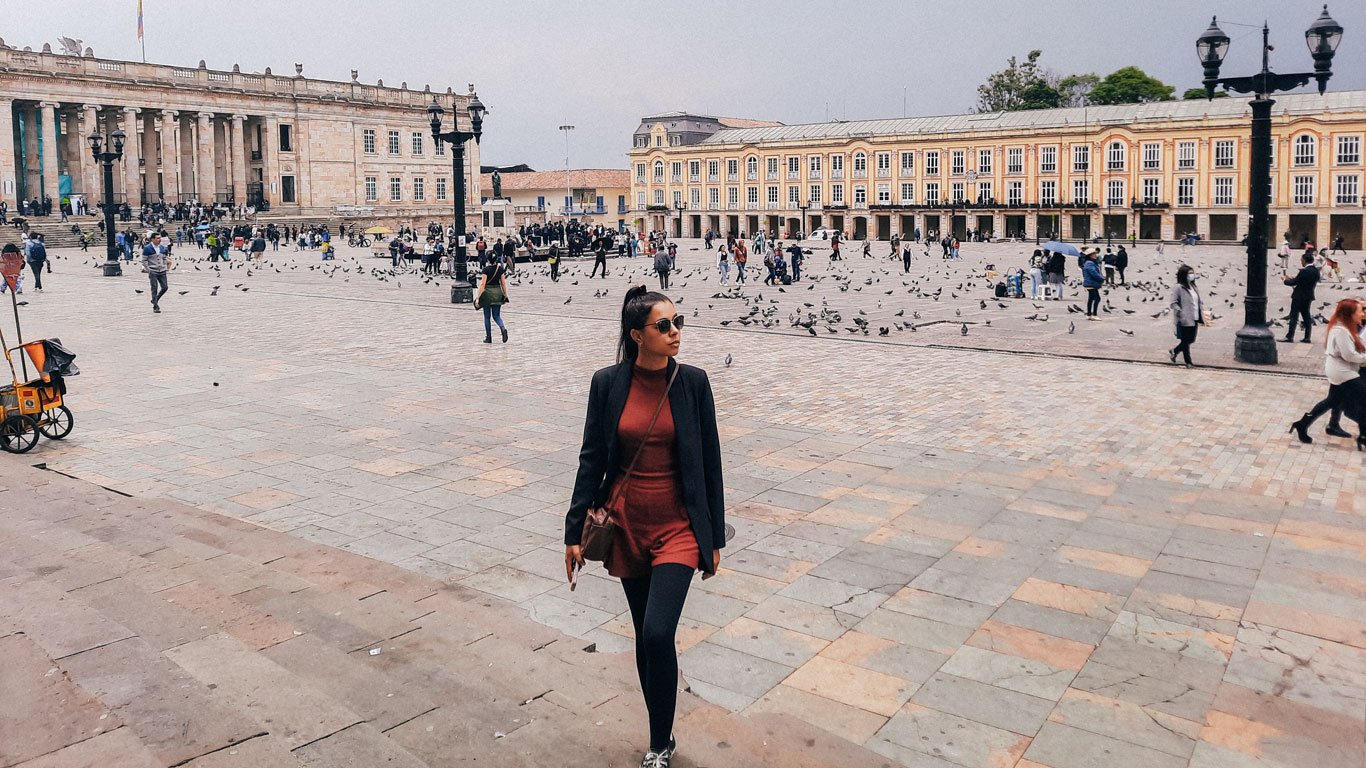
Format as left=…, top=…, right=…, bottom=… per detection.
left=807, top=227, right=836, bottom=241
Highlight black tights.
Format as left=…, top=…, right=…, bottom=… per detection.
left=621, top=563, right=693, bottom=752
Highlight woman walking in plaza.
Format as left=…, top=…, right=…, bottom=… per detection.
left=473, top=257, right=510, bottom=343
left=1168, top=264, right=1203, bottom=367
left=716, top=244, right=730, bottom=285
left=564, top=287, right=725, bottom=768
left=1289, top=298, right=1366, bottom=446
left=1082, top=250, right=1104, bottom=320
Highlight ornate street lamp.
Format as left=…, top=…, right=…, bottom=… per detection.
left=673, top=200, right=687, bottom=239
left=1197, top=6, right=1342, bottom=365
left=797, top=199, right=809, bottom=241
left=429, top=87, right=486, bottom=303
left=88, top=128, right=126, bottom=277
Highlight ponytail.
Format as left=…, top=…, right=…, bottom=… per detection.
left=617, top=285, right=669, bottom=363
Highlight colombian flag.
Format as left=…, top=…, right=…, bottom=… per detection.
left=137, top=0, right=144, bottom=39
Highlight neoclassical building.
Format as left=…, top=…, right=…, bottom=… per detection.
left=629, top=92, right=1366, bottom=248
left=0, top=39, right=482, bottom=225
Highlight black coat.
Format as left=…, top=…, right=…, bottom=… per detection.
left=1285, top=264, right=1319, bottom=304
left=565, top=358, right=726, bottom=573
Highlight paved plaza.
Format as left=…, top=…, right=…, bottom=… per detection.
left=2, top=237, right=1364, bottom=767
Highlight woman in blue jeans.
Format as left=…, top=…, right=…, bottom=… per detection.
left=475, top=260, right=510, bottom=343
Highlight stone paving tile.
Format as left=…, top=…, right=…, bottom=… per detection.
left=1025, top=721, right=1187, bottom=768
left=938, top=645, right=1077, bottom=700
left=873, top=703, right=1032, bottom=768
left=11, top=727, right=163, bottom=768
left=782, top=656, right=916, bottom=717
left=909, top=671, right=1055, bottom=736
left=0, top=632, right=120, bottom=767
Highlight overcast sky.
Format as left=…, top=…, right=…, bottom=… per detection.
left=6, top=1, right=1364, bottom=170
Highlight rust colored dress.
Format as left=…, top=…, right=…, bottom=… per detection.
left=604, top=365, right=699, bottom=579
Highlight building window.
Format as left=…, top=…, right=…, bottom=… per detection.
left=1141, top=177, right=1160, bottom=204
left=436, top=177, right=447, bottom=200
left=1337, top=135, right=1362, bottom=166
left=746, top=156, right=758, bottom=180
left=809, top=185, right=821, bottom=204
left=388, top=130, right=401, bottom=155
left=656, top=189, right=667, bottom=205
left=767, top=185, right=779, bottom=206
left=1039, top=146, right=1056, bottom=173
left=831, top=184, right=844, bottom=204
left=925, top=151, right=940, bottom=176
left=435, top=138, right=445, bottom=156
left=671, top=161, right=683, bottom=182
left=925, top=182, right=940, bottom=205
left=389, top=177, right=402, bottom=201
left=1213, top=177, right=1234, bottom=206
left=707, top=160, right=719, bottom=182
left=1213, top=139, right=1235, bottom=169
left=747, top=186, right=759, bottom=206
left=765, top=156, right=779, bottom=180
left=1177, top=177, right=1195, bottom=206
left=673, top=190, right=682, bottom=207
left=689, top=161, right=700, bottom=181
left=707, top=188, right=718, bottom=208
left=976, top=181, right=992, bottom=204
left=874, top=184, right=889, bottom=204
left=653, top=161, right=665, bottom=182
left=279, top=124, right=293, bottom=152
left=364, top=176, right=378, bottom=201
left=788, top=156, right=801, bottom=179
left=854, top=185, right=867, bottom=206
left=726, top=159, right=738, bottom=181
left=1293, top=174, right=1316, bottom=204
left=670, top=135, right=681, bottom=146
left=638, top=191, right=647, bottom=208
left=690, top=188, right=700, bottom=207
left=411, top=132, right=423, bottom=155
left=809, top=155, right=823, bottom=179
left=1177, top=141, right=1196, bottom=169
left=875, top=152, right=891, bottom=177
left=830, top=155, right=844, bottom=178
left=951, top=182, right=964, bottom=203
left=1142, top=142, right=1161, bottom=171
left=1294, top=135, right=1317, bottom=166
left=413, top=177, right=425, bottom=201
left=900, top=151, right=914, bottom=175
left=654, top=135, right=662, bottom=147
left=1007, top=147, right=1023, bottom=174
left=727, top=187, right=738, bottom=207
left=789, top=185, right=801, bottom=205
left=1335, top=174, right=1360, bottom=205
left=1073, top=178, right=1089, bottom=204
left=635, top=163, right=646, bottom=183
left=363, top=129, right=376, bottom=155
left=1039, top=180, right=1056, bottom=206
left=950, top=150, right=965, bottom=176
left=978, top=148, right=992, bottom=174
left=1073, top=144, right=1090, bottom=173
left=1105, top=179, right=1125, bottom=207
left=281, top=175, right=296, bottom=203
left=1007, top=180, right=1023, bottom=206
left=1106, top=141, right=1126, bottom=171
left=852, top=152, right=867, bottom=177
left=900, top=183, right=914, bottom=203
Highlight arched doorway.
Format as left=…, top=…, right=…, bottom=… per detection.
left=853, top=216, right=868, bottom=240
left=786, top=217, right=800, bottom=238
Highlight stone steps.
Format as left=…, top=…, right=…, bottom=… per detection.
left=0, top=461, right=886, bottom=767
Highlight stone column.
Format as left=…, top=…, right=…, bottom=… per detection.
left=141, top=112, right=157, bottom=201
left=23, top=107, right=41, bottom=201
left=230, top=114, right=247, bottom=205
left=121, top=107, right=141, bottom=205
left=0, top=99, right=15, bottom=208
left=196, top=112, right=214, bottom=202
left=263, top=115, right=280, bottom=205
left=160, top=111, right=180, bottom=202
left=78, top=106, right=100, bottom=200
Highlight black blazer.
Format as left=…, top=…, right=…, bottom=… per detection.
left=565, top=358, right=725, bottom=573
left=1285, top=264, right=1319, bottom=304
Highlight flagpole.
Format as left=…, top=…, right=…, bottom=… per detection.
left=138, top=0, right=145, bottom=62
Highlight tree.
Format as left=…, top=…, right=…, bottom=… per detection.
left=1089, top=66, right=1176, bottom=105
left=1058, top=74, right=1099, bottom=107
left=1018, top=80, right=1062, bottom=110
left=976, top=50, right=1052, bottom=113
left=1182, top=87, right=1228, bottom=99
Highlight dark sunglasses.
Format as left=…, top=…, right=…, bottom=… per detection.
left=650, top=315, right=685, bottom=333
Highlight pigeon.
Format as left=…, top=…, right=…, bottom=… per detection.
left=1068, top=321, right=1076, bottom=334
left=1120, top=328, right=1135, bottom=336
left=178, top=290, right=189, bottom=295
left=724, top=354, right=733, bottom=367
left=564, top=297, right=572, bottom=305
left=961, top=323, right=969, bottom=336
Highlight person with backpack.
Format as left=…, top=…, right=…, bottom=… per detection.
left=1046, top=249, right=1067, bottom=300
left=25, top=235, right=47, bottom=292
left=762, top=247, right=777, bottom=285
left=547, top=243, right=561, bottom=282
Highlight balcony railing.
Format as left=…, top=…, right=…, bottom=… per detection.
left=746, top=172, right=758, bottom=181
left=810, top=170, right=821, bottom=179
left=788, top=171, right=800, bottom=180
left=689, top=175, right=700, bottom=182
left=876, top=169, right=891, bottom=178
left=766, top=172, right=778, bottom=181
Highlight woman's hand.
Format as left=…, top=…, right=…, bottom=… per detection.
left=702, top=549, right=722, bottom=580
left=564, top=545, right=584, bottom=584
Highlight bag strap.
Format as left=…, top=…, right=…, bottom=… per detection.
left=604, top=366, right=678, bottom=510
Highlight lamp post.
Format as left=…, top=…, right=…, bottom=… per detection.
left=88, top=128, right=126, bottom=277
left=429, top=88, right=487, bottom=304
left=673, top=200, right=686, bottom=239
left=558, top=124, right=574, bottom=223
left=797, top=200, right=809, bottom=241
left=1197, top=6, right=1342, bottom=365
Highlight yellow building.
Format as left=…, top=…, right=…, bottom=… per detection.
left=479, top=169, right=630, bottom=231
left=629, top=92, right=1366, bottom=249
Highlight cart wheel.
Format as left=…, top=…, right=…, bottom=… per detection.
left=0, top=415, right=40, bottom=454
left=38, top=405, right=74, bottom=440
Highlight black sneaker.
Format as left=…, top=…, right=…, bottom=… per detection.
left=640, top=736, right=676, bottom=768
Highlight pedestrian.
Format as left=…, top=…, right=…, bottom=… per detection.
left=1168, top=264, right=1203, bottom=367
left=548, top=243, right=561, bottom=282
left=564, top=286, right=725, bottom=768
left=762, top=247, right=777, bottom=286
left=654, top=246, right=671, bottom=291
left=1282, top=252, right=1320, bottom=344
left=1277, top=238, right=1291, bottom=272
left=25, top=235, right=47, bottom=292
left=473, top=258, right=509, bottom=343
left=890, top=233, right=900, bottom=259
left=733, top=240, right=747, bottom=284
left=249, top=232, right=267, bottom=263
left=389, top=237, right=402, bottom=268
left=1029, top=249, right=1046, bottom=299
left=1083, top=250, right=1104, bottom=320
left=142, top=232, right=171, bottom=313
left=1289, top=297, right=1366, bottom=445
left=1102, top=248, right=1116, bottom=286
left=1046, top=250, right=1066, bottom=300
left=901, top=242, right=912, bottom=273
left=861, top=240, right=871, bottom=259
left=716, top=245, right=729, bottom=285
left=591, top=243, right=609, bottom=279
left=1114, top=245, right=1129, bottom=285
left=788, top=243, right=803, bottom=282
left=1330, top=232, right=1346, bottom=256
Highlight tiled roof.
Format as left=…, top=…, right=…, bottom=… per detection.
left=717, top=117, right=785, bottom=129
left=700, top=90, right=1366, bottom=145
left=480, top=169, right=629, bottom=191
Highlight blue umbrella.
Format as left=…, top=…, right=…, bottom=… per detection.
left=1040, top=241, right=1080, bottom=256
